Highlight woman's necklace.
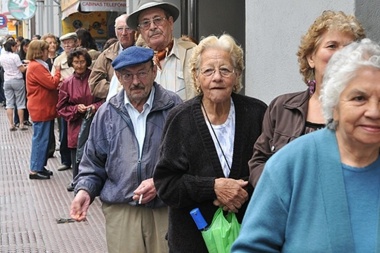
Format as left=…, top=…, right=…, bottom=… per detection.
left=201, top=101, right=232, bottom=173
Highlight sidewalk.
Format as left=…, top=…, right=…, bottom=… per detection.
left=0, top=107, right=107, bottom=252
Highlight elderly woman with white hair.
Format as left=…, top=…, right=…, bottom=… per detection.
left=153, top=34, right=267, bottom=252
left=232, top=38, right=380, bottom=252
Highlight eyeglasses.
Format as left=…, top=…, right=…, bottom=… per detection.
left=62, top=41, right=76, bottom=46
left=72, top=60, right=87, bottom=65
left=120, top=68, right=151, bottom=82
left=115, top=26, right=134, bottom=34
left=138, top=17, right=167, bottom=30
left=199, top=67, right=235, bottom=78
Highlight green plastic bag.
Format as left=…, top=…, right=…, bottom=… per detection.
left=201, top=208, right=241, bottom=253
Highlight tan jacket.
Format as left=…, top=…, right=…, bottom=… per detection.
left=51, top=52, right=74, bottom=81
left=153, top=37, right=196, bottom=100
left=88, top=42, right=120, bottom=99
left=176, top=38, right=197, bottom=100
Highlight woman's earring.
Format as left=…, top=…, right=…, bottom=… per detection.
left=307, top=80, right=316, bottom=95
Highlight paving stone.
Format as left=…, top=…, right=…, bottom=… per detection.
left=0, top=109, right=107, bottom=252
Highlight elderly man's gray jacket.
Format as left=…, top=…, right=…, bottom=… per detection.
left=74, top=83, right=183, bottom=208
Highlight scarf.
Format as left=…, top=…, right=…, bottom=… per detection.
left=153, top=39, right=174, bottom=70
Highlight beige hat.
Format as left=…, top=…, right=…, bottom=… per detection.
left=127, top=0, right=179, bottom=30
left=60, top=32, right=77, bottom=41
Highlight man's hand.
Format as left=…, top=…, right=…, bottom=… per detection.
left=70, top=190, right=91, bottom=221
left=132, top=178, right=156, bottom=204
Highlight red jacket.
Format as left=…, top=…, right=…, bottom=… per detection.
left=26, top=60, right=61, bottom=121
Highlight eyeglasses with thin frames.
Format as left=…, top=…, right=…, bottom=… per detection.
left=115, top=26, right=134, bottom=34
left=120, top=68, right=152, bottom=82
left=138, top=16, right=167, bottom=30
left=199, top=67, right=235, bottom=78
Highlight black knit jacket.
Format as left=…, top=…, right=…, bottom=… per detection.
left=154, top=93, right=267, bottom=253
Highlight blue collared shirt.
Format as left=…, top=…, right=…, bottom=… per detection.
left=124, top=86, right=155, bottom=158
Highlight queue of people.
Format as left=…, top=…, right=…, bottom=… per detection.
left=1, top=1, right=379, bottom=252
left=70, top=5, right=380, bottom=253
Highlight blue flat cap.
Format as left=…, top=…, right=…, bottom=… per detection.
left=112, top=46, right=154, bottom=71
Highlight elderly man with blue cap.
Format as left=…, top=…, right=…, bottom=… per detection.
left=70, top=46, right=182, bottom=253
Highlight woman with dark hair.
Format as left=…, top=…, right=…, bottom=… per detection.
left=75, top=28, right=100, bottom=64
left=57, top=47, right=102, bottom=191
left=18, top=39, right=31, bottom=61
left=14, top=38, right=32, bottom=127
left=0, top=39, right=28, bottom=130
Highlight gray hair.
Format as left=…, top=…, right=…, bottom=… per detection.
left=321, top=38, right=380, bottom=129
left=189, top=34, right=244, bottom=95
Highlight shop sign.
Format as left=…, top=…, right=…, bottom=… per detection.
left=0, top=14, right=7, bottom=28
left=80, top=1, right=126, bottom=12
left=0, top=27, right=9, bottom=36
left=8, top=0, right=36, bottom=20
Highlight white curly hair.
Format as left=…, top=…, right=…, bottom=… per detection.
left=321, top=38, right=380, bottom=129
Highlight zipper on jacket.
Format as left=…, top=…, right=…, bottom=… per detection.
left=137, top=159, right=142, bottom=185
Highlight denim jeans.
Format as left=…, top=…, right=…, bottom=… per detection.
left=30, top=121, right=52, bottom=172
left=60, top=118, right=71, bottom=167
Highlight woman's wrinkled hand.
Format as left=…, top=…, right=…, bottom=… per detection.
left=77, top=104, right=87, bottom=113
left=214, top=178, right=249, bottom=213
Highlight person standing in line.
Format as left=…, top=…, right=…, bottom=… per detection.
left=57, top=48, right=102, bottom=192
left=0, top=39, right=28, bottom=131
left=16, top=36, right=24, bottom=53
left=43, top=33, right=60, bottom=71
left=70, top=46, right=182, bottom=253
left=14, top=38, right=32, bottom=127
left=26, top=40, right=61, bottom=180
left=75, top=28, right=100, bottom=67
left=89, top=13, right=135, bottom=100
left=249, top=10, right=366, bottom=187
left=42, top=33, right=61, bottom=159
left=232, top=38, right=380, bottom=253
left=153, top=34, right=267, bottom=252
left=127, top=0, right=197, bottom=101
left=52, top=32, right=78, bottom=172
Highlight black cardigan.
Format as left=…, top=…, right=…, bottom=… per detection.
left=154, top=93, right=267, bottom=253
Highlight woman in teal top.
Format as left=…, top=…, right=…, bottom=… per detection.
left=232, top=39, right=380, bottom=252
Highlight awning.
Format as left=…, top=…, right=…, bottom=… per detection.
left=61, top=0, right=126, bottom=20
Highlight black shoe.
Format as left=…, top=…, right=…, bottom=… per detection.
left=29, top=172, right=50, bottom=180
left=41, top=168, right=53, bottom=176
left=57, top=164, right=71, bottom=171
left=67, top=183, right=74, bottom=192
left=24, top=121, right=33, bottom=126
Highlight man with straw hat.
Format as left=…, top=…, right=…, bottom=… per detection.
left=127, top=0, right=197, bottom=101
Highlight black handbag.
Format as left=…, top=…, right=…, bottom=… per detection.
left=75, top=108, right=94, bottom=165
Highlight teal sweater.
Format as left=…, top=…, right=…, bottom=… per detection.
left=232, top=128, right=380, bottom=253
